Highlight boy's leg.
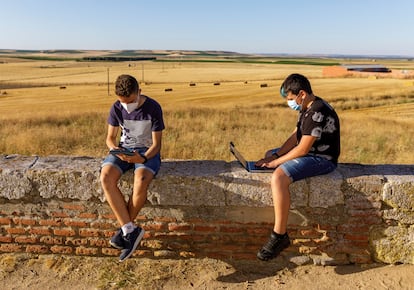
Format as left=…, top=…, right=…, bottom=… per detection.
left=128, top=168, right=154, bottom=221
left=100, top=165, right=131, bottom=226
left=118, top=168, right=153, bottom=262
left=258, top=155, right=336, bottom=261
left=257, top=167, right=292, bottom=261
left=271, top=167, right=292, bottom=235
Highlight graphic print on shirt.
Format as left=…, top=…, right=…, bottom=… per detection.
left=323, top=116, right=337, bottom=133
left=120, top=119, right=152, bottom=148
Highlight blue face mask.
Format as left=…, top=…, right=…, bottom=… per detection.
left=287, top=99, right=301, bottom=111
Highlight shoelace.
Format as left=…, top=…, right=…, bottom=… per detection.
left=264, top=234, right=285, bottom=250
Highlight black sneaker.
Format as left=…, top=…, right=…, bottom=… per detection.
left=257, top=231, right=290, bottom=261
left=109, top=228, right=124, bottom=249
left=119, top=227, right=145, bottom=262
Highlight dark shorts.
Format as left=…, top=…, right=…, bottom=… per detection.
left=270, top=148, right=337, bottom=182
left=101, top=147, right=161, bottom=176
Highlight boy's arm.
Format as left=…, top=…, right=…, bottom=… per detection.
left=142, top=131, right=162, bottom=159
left=105, top=125, right=119, bottom=149
left=259, top=135, right=316, bottom=168
left=276, top=129, right=298, bottom=156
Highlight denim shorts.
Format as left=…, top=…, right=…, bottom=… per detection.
left=271, top=149, right=336, bottom=182
left=101, top=147, right=161, bottom=176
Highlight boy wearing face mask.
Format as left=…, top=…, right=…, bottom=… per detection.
left=255, top=73, right=340, bottom=261
left=100, top=74, right=164, bottom=262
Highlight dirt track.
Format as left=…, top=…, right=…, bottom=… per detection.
left=1, top=254, right=413, bottom=289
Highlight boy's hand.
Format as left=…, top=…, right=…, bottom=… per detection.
left=255, top=156, right=277, bottom=168
left=114, top=150, right=147, bottom=164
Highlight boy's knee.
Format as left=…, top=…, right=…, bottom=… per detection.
left=271, top=168, right=290, bottom=185
left=100, top=167, right=119, bottom=187
left=134, top=170, right=153, bottom=185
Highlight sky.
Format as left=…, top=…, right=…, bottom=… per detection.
left=1, top=0, right=414, bottom=56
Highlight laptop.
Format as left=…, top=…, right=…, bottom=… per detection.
left=229, top=142, right=274, bottom=173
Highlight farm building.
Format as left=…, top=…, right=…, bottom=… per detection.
left=323, top=64, right=392, bottom=77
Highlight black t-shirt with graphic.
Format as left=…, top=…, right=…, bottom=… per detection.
left=296, top=97, right=340, bottom=164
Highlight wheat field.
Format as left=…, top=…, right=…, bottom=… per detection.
left=1, top=54, right=413, bottom=164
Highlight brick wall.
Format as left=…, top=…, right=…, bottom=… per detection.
left=1, top=156, right=413, bottom=265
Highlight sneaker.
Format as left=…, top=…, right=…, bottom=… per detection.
left=119, top=227, right=145, bottom=262
left=109, top=228, right=124, bottom=249
left=257, top=231, right=290, bottom=261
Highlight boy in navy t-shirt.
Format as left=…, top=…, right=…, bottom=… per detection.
left=100, top=74, right=165, bottom=262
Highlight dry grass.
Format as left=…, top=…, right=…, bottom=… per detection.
left=1, top=56, right=413, bottom=164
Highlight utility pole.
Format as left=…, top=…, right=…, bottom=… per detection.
left=107, top=67, right=110, bottom=96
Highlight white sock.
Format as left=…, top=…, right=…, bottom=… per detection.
left=121, top=222, right=136, bottom=236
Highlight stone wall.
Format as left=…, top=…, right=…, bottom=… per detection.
left=0, top=155, right=413, bottom=265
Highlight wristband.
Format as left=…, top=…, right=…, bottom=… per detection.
left=272, top=152, right=280, bottom=158
left=140, top=154, right=148, bottom=164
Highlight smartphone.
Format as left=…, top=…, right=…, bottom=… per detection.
left=109, top=148, right=135, bottom=156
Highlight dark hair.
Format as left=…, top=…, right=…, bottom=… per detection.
left=115, top=75, right=139, bottom=97
left=280, top=73, right=313, bottom=97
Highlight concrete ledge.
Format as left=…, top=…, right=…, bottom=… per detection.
left=0, top=155, right=413, bottom=264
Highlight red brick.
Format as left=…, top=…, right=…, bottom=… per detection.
left=6, top=227, right=26, bottom=235
left=54, top=228, right=76, bottom=236
left=0, top=243, right=23, bottom=253
left=13, top=218, right=36, bottom=226
left=346, top=216, right=382, bottom=225
left=26, top=245, right=49, bottom=254
left=100, top=213, right=116, bottom=220
left=337, top=224, right=370, bottom=233
left=52, top=211, right=69, bottom=218
left=0, top=217, right=12, bottom=225
left=220, top=226, right=245, bottom=233
left=29, top=227, right=51, bottom=235
left=102, top=247, right=119, bottom=256
left=135, top=214, right=148, bottom=221
left=75, top=246, right=98, bottom=256
left=50, top=245, right=73, bottom=254
left=89, top=238, right=108, bottom=247
left=153, top=217, right=175, bottom=223
left=90, top=222, right=114, bottom=229
left=179, top=251, right=196, bottom=258
left=102, top=229, right=117, bottom=238
left=299, top=228, right=323, bottom=238
left=246, top=227, right=269, bottom=235
left=134, top=249, right=152, bottom=257
left=15, top=236, right=37, bottom=244
left=194, top=225, right=218, bottom=232
left=40, top=236, right=64, bottom=245
left=79, top=229, right=100, bottom=237
left=0, top=236, right=12, bottom=243
left=78, top=213, right=98, bottom=219
left=39, top=219, right=62, bottom=226
left=143, top=222, right=166, bottom=231
left=65, top=238, right=88, bottom=246
left=315, top=224, right=337, bottom=231
left=168, top=223, right=192, bottom=231
left=64, top=220, right=88, bottom=227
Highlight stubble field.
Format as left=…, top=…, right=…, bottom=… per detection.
left=1, top=52, right=414, bottom=164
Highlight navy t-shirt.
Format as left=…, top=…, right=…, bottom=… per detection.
left=296, top=97, right=340, bottom=164
left=107, top=95, right=165, bottom=149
